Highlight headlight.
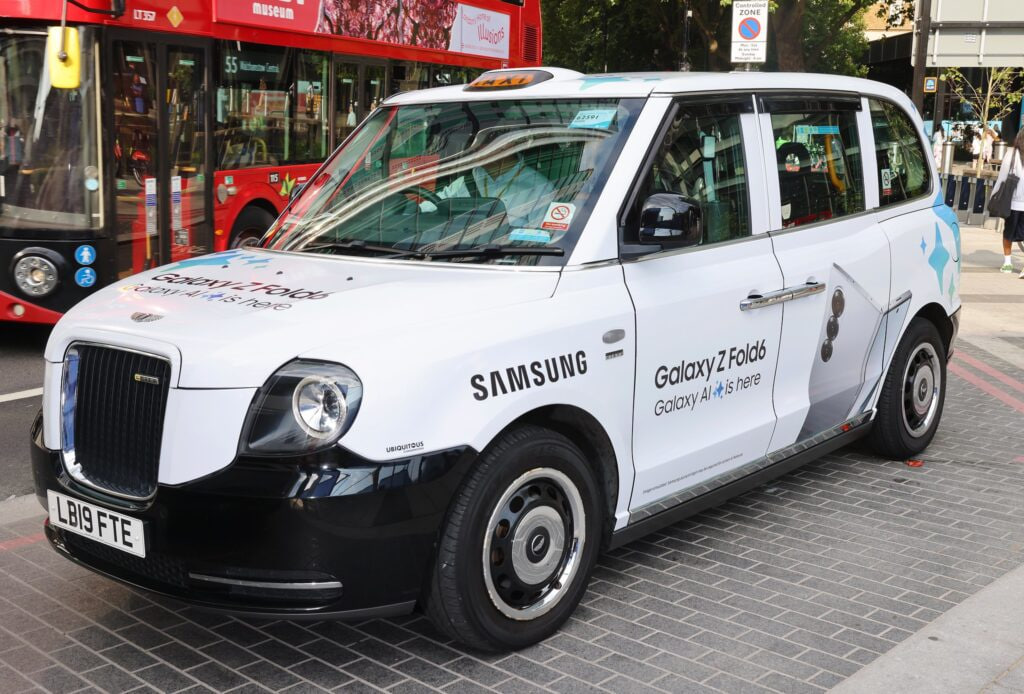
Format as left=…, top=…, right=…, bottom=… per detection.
left=241, top=360, right=362, bottom=455
left=13, top=254, right=59, bottom=298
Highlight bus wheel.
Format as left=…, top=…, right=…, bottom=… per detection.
left=424, top=426, right=602, bottom=651
left=230, top=206, right=276, bottom=249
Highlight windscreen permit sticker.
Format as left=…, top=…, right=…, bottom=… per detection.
left=881, top=168, right=895, bottom=195
left=509, top=228, right=552, bottom=243
left=569, top=109, right=617, bottom=129
left=541, top=203, right=577, bottom=232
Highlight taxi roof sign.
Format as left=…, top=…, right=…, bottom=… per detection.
left=465, top=70, right=554, bottom=91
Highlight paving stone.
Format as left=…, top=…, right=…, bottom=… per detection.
left=392, top=658, right=458, bottom=688
left=102, top=643, right=158, bottom=672
left=135, top=662, right=199, bottom=692
left=443, top=657, right=506, bottom=687
left=288, top=658, right=352, bottom=689
left=27, top=665, right=88, bottom=694
left=50, top=644, right=104, bottom=673
left=81, top=663, right=144, bottom=693
left=1, top=645, right=55, bottom=675
left=249, top=639, right=310, bottom=669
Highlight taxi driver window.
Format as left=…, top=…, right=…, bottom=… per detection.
left=638, top=108, right=750, bottom=245
left=265, top=99, right=643, bottom=266
left=771, top=110, right=865, bottom=228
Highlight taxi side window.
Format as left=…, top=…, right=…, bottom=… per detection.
left=869, top=99, right=930, bottom=206
left=770, top=107, right=865, bottom=227
left=636, top=107, right=750, bottom=245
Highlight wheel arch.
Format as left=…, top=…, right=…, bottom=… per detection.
left=500, top=404, right=620, bottom=545
left=229, top=199, right=280, bottom=246
left=913, top=301, right=955, bottom=356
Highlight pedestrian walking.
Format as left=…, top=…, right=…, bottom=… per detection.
left=983, top=128, right=994, bottom=166
left=932, top=128, right=945, bottom=168
left=991, top=128, right=1024, bottom=276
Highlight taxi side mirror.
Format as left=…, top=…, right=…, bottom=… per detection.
left=47, top=26, right=81, bottom=90
left=639, top=193, right=702, bottom=248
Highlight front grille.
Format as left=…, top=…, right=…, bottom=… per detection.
left=66, top=345, right=170, bottom=499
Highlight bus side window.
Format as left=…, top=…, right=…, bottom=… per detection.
left=215, top=42, right=291, bottom=169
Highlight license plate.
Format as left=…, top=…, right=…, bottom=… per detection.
left=47, top=490, right=146, bottom=558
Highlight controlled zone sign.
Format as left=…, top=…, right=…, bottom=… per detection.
left=731, top=0, right=768, bottom=64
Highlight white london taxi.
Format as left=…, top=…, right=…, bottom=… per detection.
left=32, top=68, right=960, bottom=650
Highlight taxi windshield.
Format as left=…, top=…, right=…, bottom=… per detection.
left=265, top=98, right=644, bottom=265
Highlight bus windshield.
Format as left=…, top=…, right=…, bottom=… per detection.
left=265, top=98, right=644, bottom=266
left=0, top=28, right=101, bottom=231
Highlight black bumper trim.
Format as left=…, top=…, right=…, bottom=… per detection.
left=33, top=412, right=478, bottom=617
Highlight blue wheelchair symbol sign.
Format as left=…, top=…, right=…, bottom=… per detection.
left=74, top=267, right=97, bottom=288
left=74, top=244, right=96, bottom=266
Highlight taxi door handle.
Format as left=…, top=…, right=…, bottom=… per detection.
left=740, top=282, right=825, bottom=311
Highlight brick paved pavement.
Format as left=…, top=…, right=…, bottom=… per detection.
left=1, top=333, right=1022, bottom=694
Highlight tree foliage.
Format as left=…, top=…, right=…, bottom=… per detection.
left=943, top=67, right=1024, bottom=175
left=542, top=0, right=912, bottom=76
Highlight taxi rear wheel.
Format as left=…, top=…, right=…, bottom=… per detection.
left=424, top=425, right=601, bottom=651
left=868, top=318, right=946, bottom=460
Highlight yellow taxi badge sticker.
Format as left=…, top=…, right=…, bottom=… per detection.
left=466, top=70, right=553, bottom=92
left=279, top=173, right=296, bottom=198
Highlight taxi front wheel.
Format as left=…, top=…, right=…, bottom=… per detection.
left=868, top=318, right=947, bottom=460
left=425, top=426, right=602, bottom=651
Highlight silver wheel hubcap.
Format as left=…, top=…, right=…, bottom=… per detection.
left=482, top=468, right=586, bottom=621
left=901, top=342, right=941, bottom=438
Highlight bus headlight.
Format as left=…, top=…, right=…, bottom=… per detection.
left=12, top=253, right=60, bottom=298
left=241, top=360, right=362, bottom=454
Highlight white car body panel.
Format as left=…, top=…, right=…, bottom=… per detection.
left=43, top=68, right=959, bottom=536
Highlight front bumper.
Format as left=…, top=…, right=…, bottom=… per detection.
left=31, top=414, right=476, bottom=618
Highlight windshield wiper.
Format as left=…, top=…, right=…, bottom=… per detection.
left=302, top=239, right=425, bottom=259
left=422, top=244, right=565, bottom=260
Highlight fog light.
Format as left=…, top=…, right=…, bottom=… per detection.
left=13, top=255, right=59, bottom=297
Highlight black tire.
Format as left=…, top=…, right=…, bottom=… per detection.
left=867, top=317, right=947, bottom=460
left=230, top=206, right=276, bottom=249
left=424, top=425, right=603, bottom=651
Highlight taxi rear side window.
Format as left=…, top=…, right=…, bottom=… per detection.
left=766, top=98, right=865, bottom=228
left=869, top=99, right=930, bottom=206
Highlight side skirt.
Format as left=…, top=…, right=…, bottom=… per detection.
left=608, top=420, right=871, bottom=549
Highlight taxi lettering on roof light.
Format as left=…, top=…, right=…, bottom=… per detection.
left=465, top=70, right=553, bottom=91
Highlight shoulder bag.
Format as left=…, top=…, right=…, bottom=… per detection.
left=988, top=148, right=1019, bottom=219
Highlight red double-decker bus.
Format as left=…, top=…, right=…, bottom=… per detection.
left=0, top=0, right=541, bottom=323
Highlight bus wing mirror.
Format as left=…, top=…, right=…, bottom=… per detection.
left=47, top=27, right=81, bottom=90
